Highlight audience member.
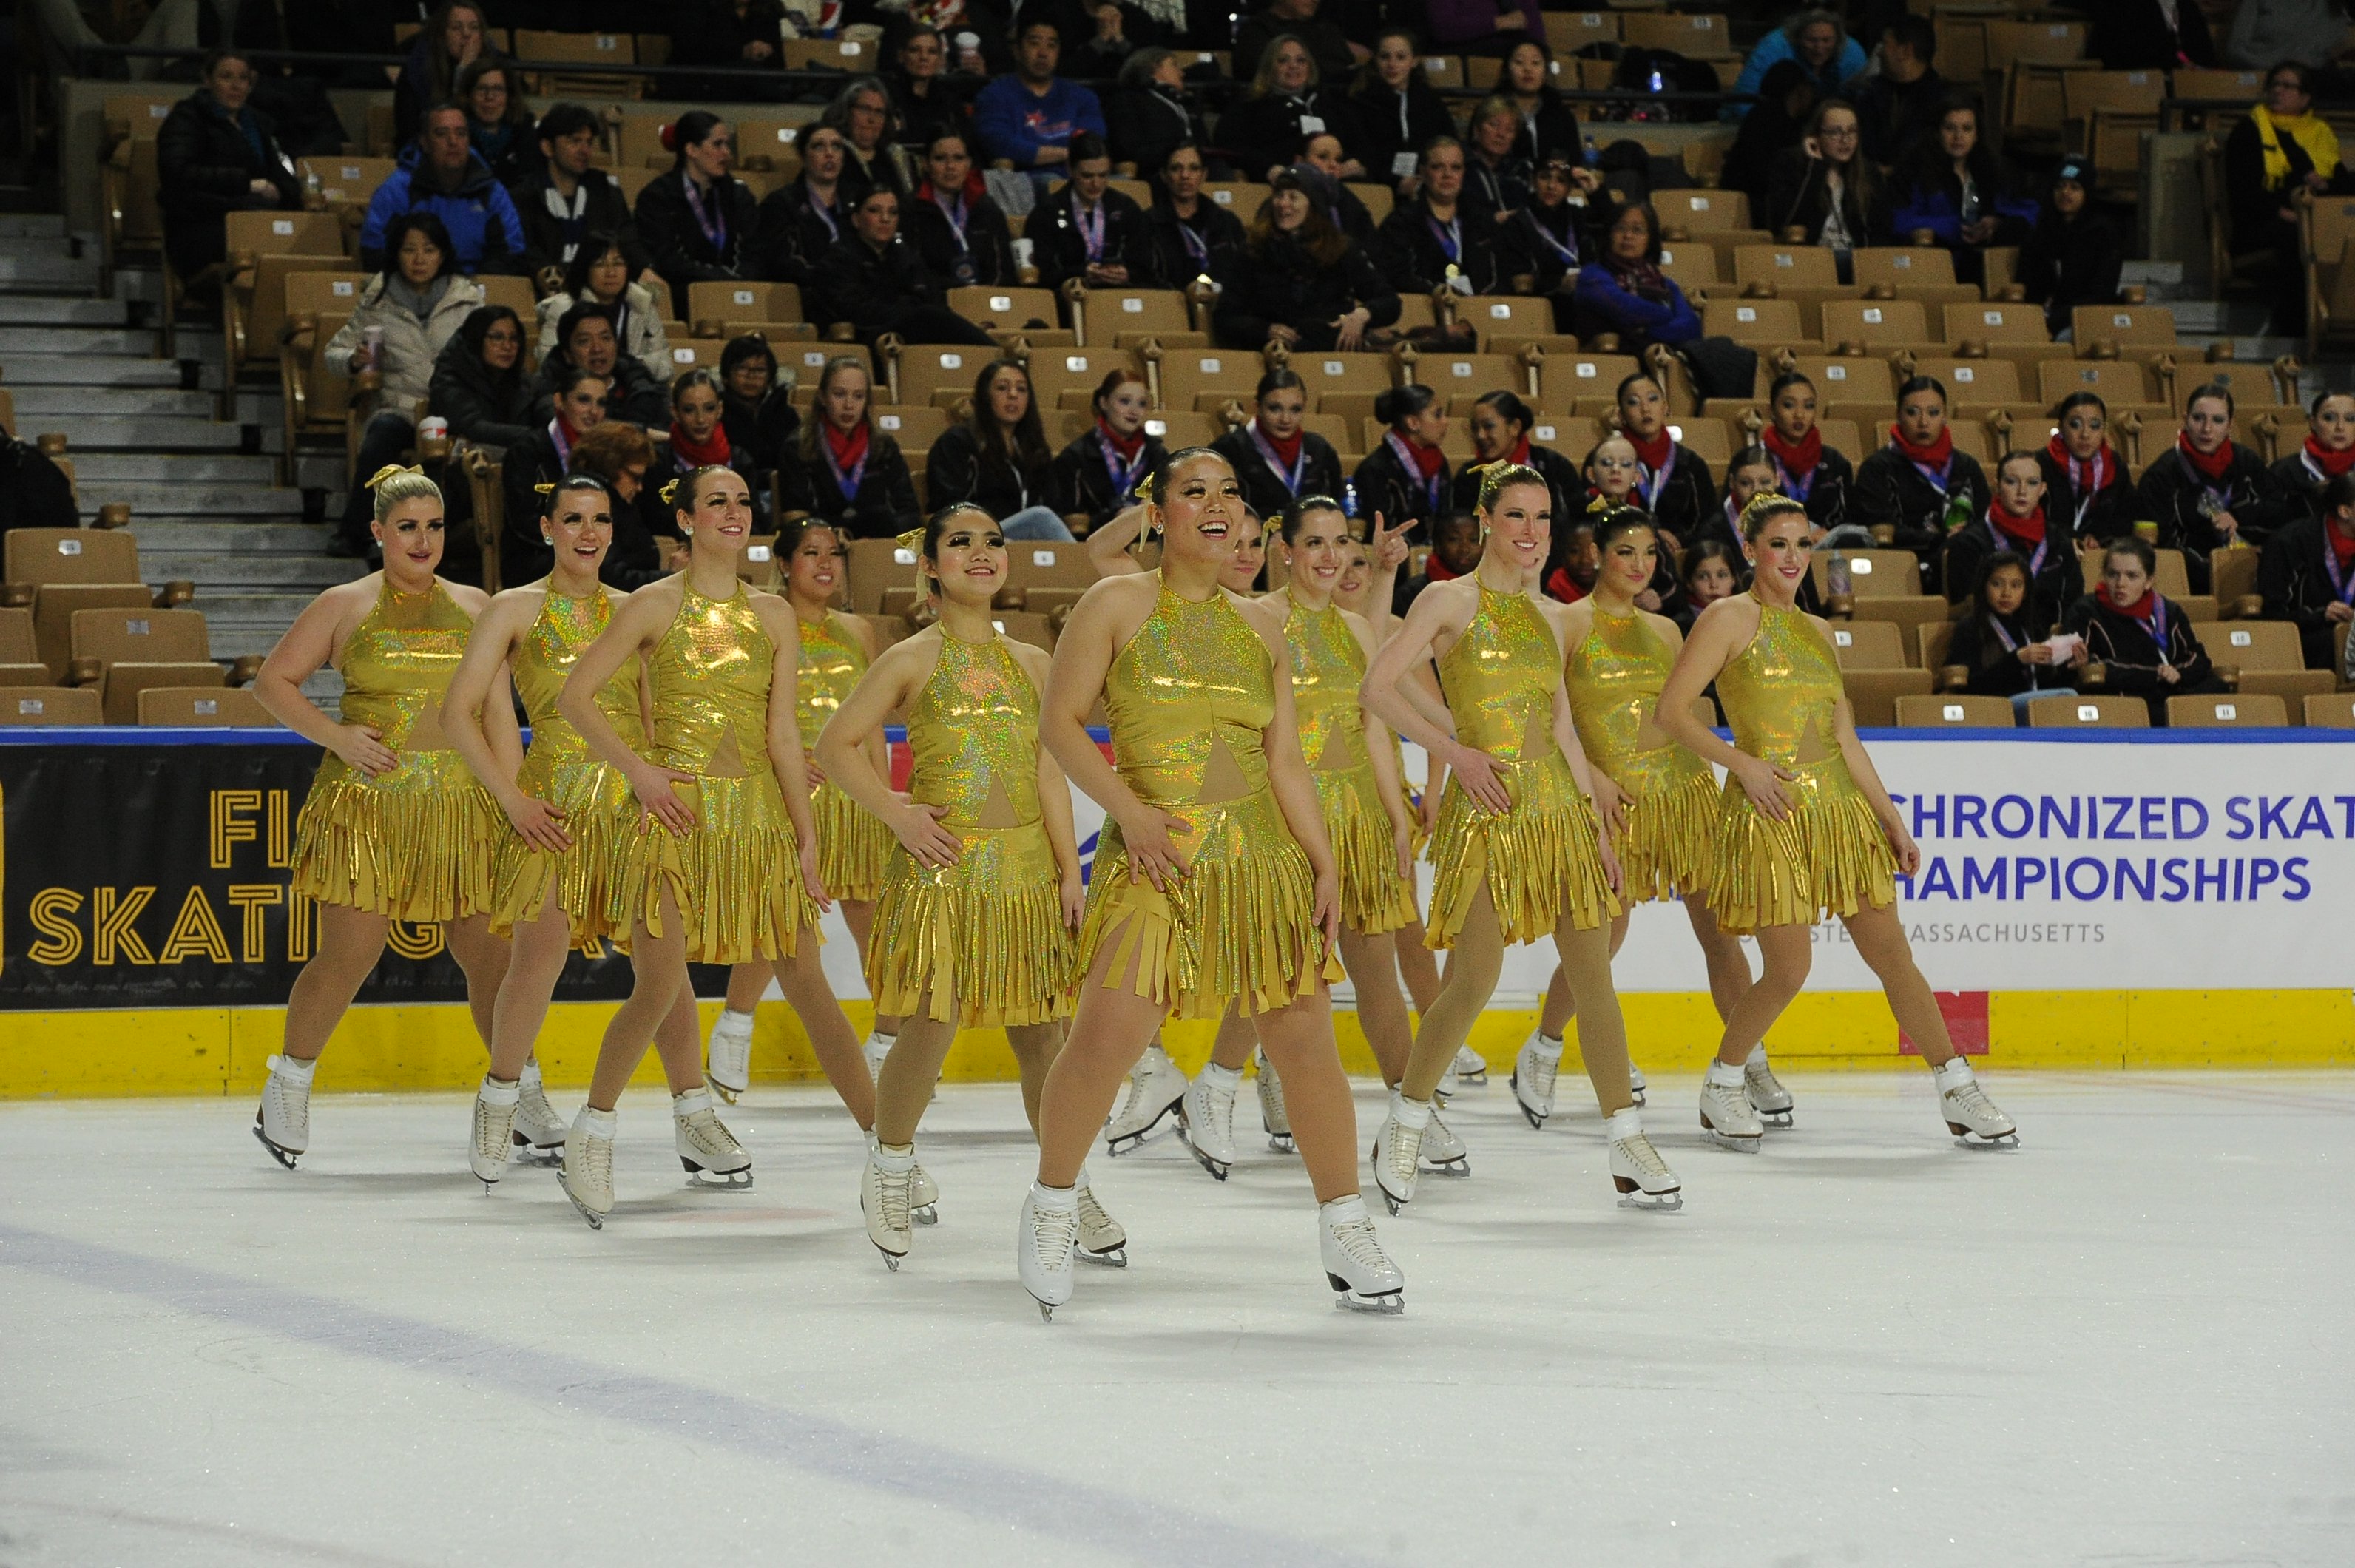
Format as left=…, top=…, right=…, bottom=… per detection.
left=1450, top=389, right=1581, bottom=524
left=0, top=432, right=78, bottom=535
left=428, top=304, right=535, bottom=453
left=1301, top=134, right=1379, bottom=240
left=2039, top=391, right=2135, bottom=543
left=1944, top=449, right=2084, bottom=628
left=1673, top=536, right=1743, bottom=632
left=2065, top=535, right=2223, bottom=723
left=717, top=333, right=802, bottom=484
left=1571, top=198, right=1755, bottom=398
left=1852, top=16, right=1945, bottom=169
left=662, top=366, right=757, bottom=493
left=808, top=187, right=997, bottom=347
left=2225, top=0, right=2347, bottom=70
left=635, top=111, right=759, bottom=301
left=2088, top=0, right=2218, bottom=70
left=1143, top=142, right=1246, bottom=285
left=1892, top=98, right=2036, bottom=285
left=1729, top=8, right=1867, bottom=120
left=2273, top=389, right=2355, bottom=523
left=502, top=364, right=607, bottom=572
left=669, top=0, right=788, bottom=98
left=1604, top=370, right=1717, bottom=551
left=155, top=48, right=302, bottom=279
left=1765, top=99, right=1882, bottom=268
left=565, top=421, right=671, bottom=589
left=1462, top=98, right=1533, bottom=223
left=1213, top=166, right=1398, bottom=348
left=1376, top=136, right=1507, bottom=294
left=902, top=129, right=1022, bottom=288
left=455, top=58, right=535, bottom=189
left=1502, top=154, right=1599, bottom=330
left=1050, top=369, right=1169, bottom=530
left=749, top=124, right=851, bottom=284
left=2226, top=61, right=2347, bottom=335
left=393, top=0, right=493, bottom=151
left=887, top=26, right=970, bottom=153
left=1345, top=30, right=1460, bottom=193
left=359, top=103, right=527, bottom=275
left=1425, top=0, right=1541, bottom=58
left=2259, top=469, right=2355, bottom=669
left=1544, top=516, right=1601, bottom=603
left=1108, top=48, right=1214, bottom=181
left=529, top=300, right=667, bottom=428
left=1497, top=39, right=1581, bottom=165
left=973, top=19, right=1108, bottom=180
left=1217, top=33, right=1348, bottom=179
left=1851, top=375, right=1991, bottom=590
left=1760, top=371, right=1856, bottom=535
left=1353, top=383, right=1453, bottom=539
left=534, top=231, right=672, bottom=388
left=821, top=76, right=916, bottom=203
left=1395, top=509, right=1483, bottom=612
left=1721, top=60, right=1820, bottom=214
left=514, top=102, right=651, bottom=284
left=1232, top=0, right=1362, bottom=85
left=1214, top=368, right=1345, bottom=519
left=2019, top=158, right=2123, bottom=337
left=2135, top=382, right=2295, bottom=577
left=925, top=358, right=1073, bottom=538
left=775, top=356, right=922, bottom=538
left=1946, top=550, right=2084, bottom=714
left=1708, top=445, right=1783, bottom=552
left=1032, top=133, right=1155, bottom=294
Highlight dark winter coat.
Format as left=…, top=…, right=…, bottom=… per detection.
left=1591, top=442, right=1720, bottom=554
left=667, top=0, right=791, bottom=98
left=1143, top=199, right=1247, bottom=291
left=1213, top=425, right=1346, bottom=523
left=1030, top=186, right=1158, bottom=296
left=1461, top=155, right=1533, bottom=226
left=1947, top=609, right=2078, bottom=698
left=2037, top=447, right=2137, bottom=544
left=2133, top=442, right=2297, bottom=577
left=1500, top=197, right=1595, bottom=296
left=775, top=430, right=923, bottom=538
left=513, top=166, right=649, bottom=283
left=1942, top=514, right=2086, bottom=630
left=1212, top=89, right=1351, bottom=175
left=1351, top=438, right=1453, bottom=541
left=1106, top=84, right=1213, bottom=182
left=1342, top=81, right=1459, bottom=188
left=0, top=439, right=78, bottom=535
left=2257, top=513, right=2355, bottom=669
left=1763, top=149, right=1885, bottom=247
left=902, top=188, right=1021, bottom=288
left=2266, top=447, right=2350, bottom=527
left=155, top=89, right=302, bottom=275
left=1049, top=428, right=1171, bottom=531
left=1212, top=233, right=1399, bottom=351
left=1374, top=198, right=1507, bottom=296
left=428, top=332, right=536, bottom=452
left=749, top=179, right=850, bottom=285
left=1852, top=442, right=1992, bottom=591
left=501, top=425, right=570, bottom=588
left=2019, top=209, right=2125, bottom=337
left=723, top=388, right=802, bottom=478
left=524, top=348, right=668, bottom=430
left=925, top=423, right=1055, bottom=519
left=635, top=169, right=760, bottom=301
left=806, top=235, right=952, bottom=342
left=2064, top=590, right=2223, bottom=722
left=1763, top=445, right=1859, bottom=538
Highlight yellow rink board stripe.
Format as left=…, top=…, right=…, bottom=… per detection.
left=2, top=990, right=2351, bottom=1098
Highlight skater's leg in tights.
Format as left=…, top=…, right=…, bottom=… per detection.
left=1683, top=891, right=1753, bottom=1024
left=486, top=883, right=572, bottom=1082
left=1252, top=987, right=1362, bottom=1202
left=1206, top=1003, right=1258, bottom=1071
left=1552, top=915, right=1633, bottom=1114
left=587, top=893, right=693, bottom=1110
left=1714, top=922, right=1810, bottom=1066
left=444, top=914, right=510, bottom=1054
left=1004, top=1021, right=1062, bottom=1136
left=1037, top=925, right=1183, bottom=1187
left=647, top=977, right=709, bottom=1093
left=1842, top=902, right=1955, bottom=1067
left=1393, top=919, right=1442, bottom=1015
left=280, top=905, right=391, bottom=1061
left=874, top=993, right=953, bottom=1147
left=1340, top=927, right=1412, bottom=1084
left=1399, top=891, right=1506, bottom=1101
left=1537, top=911, right=1629, bottom=1038
left=840, top=898, right=901, bottom=1038
left=770, top=927, right=874, bottom=1128
left=723, top=962, right=766, bottom=1014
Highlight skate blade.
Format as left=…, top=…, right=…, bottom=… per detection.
left=874, top=1244, right=906, bottom=1272
left=1455, top=1068, right=1488, bottom=1086
left=560, top=1180, right=607, bottom=1231
left=1419, top=1156, right=1471, bottom=1178
left=680, top=1160, right=754, bottom=1189
left=1103, top=1096, right=1183, bottom=1157
left=1078, top=1244, right=1129, bottom=1268
left=911, top=1203, right=939, bottom=1226
left=1266, top=1132, right=1295, bottom=1153
left=707, top=1079, right=743, bottom=1106
left=1615, top=1189, right=1684, bottom=1212
left=511, top=1143, right=563, bottom=1168
left=1755, top=1108, right=1795, bottom=1129
left=1177, top=1131, right=1231, bottom=1182
left=1700, top=1114, right=1763, bottom=1152
left=1430, top=1083, right=1453, bottom=1106
left=251, top=1122, right=300, bottom=1170
left=1328, top=1277, right=1406, bottom=1314
left=1508, top=1071, right=1551, bottom=1130
left=1629, top=1088, right=1647, bottom=1107
left=1950, top=1126, right=2020, bottom=1149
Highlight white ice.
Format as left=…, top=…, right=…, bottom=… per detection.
left=2, top=1071, right=2351, bottom=1566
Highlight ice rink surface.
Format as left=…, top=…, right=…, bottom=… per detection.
left=3, top=1069, right=2351, bottom=1567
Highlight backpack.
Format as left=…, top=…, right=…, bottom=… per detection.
left=1606, top=48, right=1722, bottom=124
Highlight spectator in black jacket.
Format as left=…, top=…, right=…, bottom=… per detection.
left=1352, top=383, right=1452, bottom=540
left=902, top=130, right=1021, bottom=289
left=1759, top=370, right=1856, bottom=536
left=2135, top=382, right=2297, bottom=581
left=502, top=364, right=607, bottom=584
left=2268, top=388, right=2355, bottom=525
left=2223, top=62, right=2346, bottom=336
left=925, top=358, right=1073, bottom=538
left=1214, top=368, right=1345, bottom=520
left=1212, top=166, right=1399, bottom=349
left=393, top=0, right=493, bottom=154
left=1450, top=388, right=1582, bottom=528
left=428, top=304, right=535, bottom=453
left=1345, top=31, right=1459, bottom=194
left=2065, top=535, right=2224, bottom=723
left=1720, top=60, right=1818, bottom=216
left=156, top=50, right=303, bottom=278
left=1376, top=136, right=1507, bottom=296
left=808, top=188, right=996, bottom=348
left=2087, top=0, right=2217, bottom=71
left=1049, top=368, right=1169, bottom=531
left=2260, top=470, right=2355, bottom=669
left=1763, top=99, right=1883, bottom=271
left=1462, top=98, right=1533, bottom=223
left=669, top=0, right=789, bottom=100
left=2020, top=158, right=2124, bottom=338
left=1032, top=134, right=1157, bottom=296
left=1233, top=0, right=1362, bottom=84
left=1302, top=133, right=1379, bottom=242
left=1143, top=142, right=1246, bottom=288
left=1108, top=49, right=1215, bottom=187
left=749, top=126, right=851, bottom=285
left=887, top=26, right=971, bottom=155
left=775, top=354, right=922, bottom=538
left=455, top=58, right=535, bottom=190
left=717, top=333, right=801, bottom=502
left=635, top=111, right=759, bottom=303
left=0, top=433, right=78, bottom=535
left=2039, top=391, right=2135, bottom=543
left=1851, top=374, right=1990, bottom=592
left=1498, top=40, right=1582, bottom=166
left=1215, top=34, right=1351, bottom=180
left=820, top=75, right=916, bottom=205
left=1851, top=16, right=1945, bottom=171
left=513, top=102, right=652, bottom=286
left=1503, top=154, right=1599, bottom=330
left=1946, top=550, right=2084, bottom=713
left=1943, top=449, right=2085, bottom=629
left=1606, top=370, right=1718, bottom=553
left=527, top=301, right=667, bottom=429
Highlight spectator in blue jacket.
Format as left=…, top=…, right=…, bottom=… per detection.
left=1572, top=197, right=1757, bottom=399
left=972, top=18, right=1107, bottom=188
left=1726, top=8, right=1868, bottom=121
left=359, top=103, right=527, bottom=275
left=1890, top=96, right=2037, bottom=285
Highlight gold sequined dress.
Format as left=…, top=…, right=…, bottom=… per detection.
left=290, top=580, right=500, bottom=920
left=1285, top=598, right=1412, bottom=935
left=1709, top=593, right=1895, bottom=932
left=1075, top=578, right=1339, bottom=1018
left=487, top=586, right=643, bottom=944
left=868, top=629, right=1072, bottom=1027
left=1566, top=604, right=1717, bottom=905
left=798, top=609, right=893, bottom=901
left=1425, top=581, right=1617, bottom=948
left=617, top=581, right=820, bottom=962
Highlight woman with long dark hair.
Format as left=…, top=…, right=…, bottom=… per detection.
left=900, top=129, right=1019, bottom=289
left=1215, top=368, right=1345, bottom=521
left=2268, top=389, right=2355, bottom=527
left=1049, top=368, right=1169, bottom=533
left=1353, top=383, right=1453, bottom=540
left=1451, top=389, right=1581, bottom=528
left=428, top=304, right=534, bottom=453
left=1765, top=98, right=1882, bottom=272
left=1946, top=549, right=2084, bottom=714
left=635, top=112, right=759, bottom=301
left=777, top=356, right=921, bottom=538
left=2038, top=391, right=2134, bottom=544
left=393, top=0, right=490, bottom=150
left=1851, top=374, right=1991, bottom=590
left=925, top=358, right=1072, bottom=540
left=534, top=229, right=672, bottom=388
left=1891, top=97, right=2036, bottom=285
left=1212, top=167, right=1399, bottom=351
left=1498, top=38, right=1581, bottom=165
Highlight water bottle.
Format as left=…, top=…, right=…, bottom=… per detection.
left=1943, top=488, right=1973, bottom=534
left=1344, top=481, right=1359, bottom=520
left=1827, top=550, right=1852, bottom=599
left=1649, top=66, right=1666, bottom=95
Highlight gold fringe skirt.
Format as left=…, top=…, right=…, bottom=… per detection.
left=868, top=820, right=1072, bottom=1029
left=487, top=755, right=637, bottom=947
left=1317, top=761, right=1413, bottom=936
left=1075, top=787, right=1340, bottom=1021
left=813, top=780, right=892, bottom=902
left=289, top=748, right=501, bottom=923
left=1425, top=752, right=1618, bottom=949
left=1613, top=764, right=1722, bottom=907
left=1708, top=753, right=1896, bottom=934
left=613, top=768, right=822, bottom=965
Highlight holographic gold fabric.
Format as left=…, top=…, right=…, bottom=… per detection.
left=1287, top=598, right=1410, bottom=936
left=1076, top=579, right=1337, bottom=1020
left=488, top=587, right=644, bottom=944
left=868, top=629, right=1072, bottom=1027
left=1425, top=581, right=1616, bottom=947
left=1709, top=594, right=1895, bottom=931
left=290, top=580, right=500, bottom=921
left=616, top=581, right=818, bottom=963
left=1566, top=605, right=1715, bottom=904
left=799, top=609, right=891, bottom=899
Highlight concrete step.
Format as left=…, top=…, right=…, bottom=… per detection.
left=0, top=353, right=197, bottom=388
left=0, top=325, right=162, bottom=356
left=60, top=415, right=255, bottom=453
left=99, top=483, right=308, bottom=518
left=7, top=385, right=219, bottom=419
left=66, top=452, right=280, bottom=485
left=0, top=214, right=68, bottom=238
left=0, top=252, right=100, bottom=294
left=132, top=547, right=361, bottom=589
left=0, top=294, right=132, bottom=327
left=128, top=519, right=330, bottom=554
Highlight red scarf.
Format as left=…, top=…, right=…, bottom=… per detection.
left=1988, top=501, right=2047, bottom=548
left=1425, top=552, right=1462, bottom=582
left=913, top=169, right=987, bottom=206
left=1098, top=416, right=1146, bottom=461
left=555, top=410, right=586, bottom=448
left=822, top=418, right=868, bottom=472
left=1763, top=422, right=1821, bottom=476
left=2096, top=581, right=2158, bottom=622
left=1626, top=426, right=1675, bottom=475
left=1507, top=434, right=1533, bottom=466
left=670, top=419, right=731, bottom=468
left=1889, top=422, right=1953, bottom=469
left=2330, top=517, right=2355, bottom=571
left=2177, top=430, right=2234, bottom=481
left=1402, top=436, right=1446, bottom=479
left=1261, top=424, right=1303, bottom=467
left=1544, top=566, right=1589, bottom=603
left=2304, top=434, right=2355, bottom=479
left=2047, top=432, right=2114, bottom=494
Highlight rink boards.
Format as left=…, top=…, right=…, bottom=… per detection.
left=2, top=728, right=2353, bottom=1096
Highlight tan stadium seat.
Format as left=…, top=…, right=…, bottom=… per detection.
left=2196, top=620, right=2334, bottom=703
left=139, top=686, right=275, bottom=726
left=1546, top=11, right=1618, bottom=53
left=2065, top=72, right=2165, bottom=200
left=0, top=686, right=101, bottom=726
left=1461, top=297, right=1553, bottom=348
left=298, top=156, right=396, bottom=208
left=1024, top=348, right=1138, bottom=408
left=895, top=345, right=998, bottom=409
left=2302, top=693, right=2355, bottom=727
left=24, top=587, right=156, bottom=683
left=1919, top=620, right=1956, bottom=675
left=689, top=282, right=801, bottom=331
left=2073, top=304, right=2177, bottom=351
left=2212, top=547, right=2263, bottom=618
left=989, top=610, right=1056, bottom=651
left=1666, top=417, right=1731, bottom=465
left=1909, top=356, right=2023, bottom=408
left=1945, top=303, right=2049, bottom=345
left=1816, top=417, right=1864, bottom=456
left=67, top=607, right=224, bottom=725
left=1004, top=541, right=1099, bottom=595
left=1528, top=414, right=1601, bottom=455
left=948, top=286, right=1061, bottom=336
left=222, top=212, right=351, bottom=379
left=1345, top=182, right=1393, bottom=229
left=1734, top=246, right=1842, bottom=290
left=1144, top=410, right=1217, bottom=447
left=1153, top=348, right=1262, bottom=411
left=1987, top=18, right=2087, bottom=67
left=1294, top=353, right=1396, bottom=408
left=2029, top=695, right=2147, bottom=729
left=783, top=342, right=873, bottom=393
left=2167, top=692, right=2288, bottom=727
left=1896, top=694, right=2013, bottom=727
left=1406, top=353, right=1530, bottom=400
left=1703, top=297, right=1808, bottom=348
left=846, top=538, right=919, bottom=613
left=1825, top=619, right=1908, bottom=669
left=1078, top=289, right=1194, bottom=348
left=780, top=36, right=875, bottom=70
left=1656, top=242, right=1720, bottom=295
left=1416, top=55, right=1465, bottom=89
left=2039, top=358, right=2153, bottom=408
left=1851, top=246, right=1976, bottom=303
left=1199, top=183, right=1268, bottom=226
left=871, top=405, right=949, bottom=452
left=0, top=606, right=47, bottom=685
left=1657, top=189, right=1750, bottom=232
left=1846, top=593, right=1951, bottom=646
left=1785, top=354, right=1892, bottom=408
left=101, top=134, right=165, bottom=316
left=5, top=527, right=141, bottom=589
left=1820, top=298, right=1929, bottom=348
left=655, top=342, right=724, bottom=377
left=513, top=30, right=639, bottom=96
left=1621, top=10, right=1734, bottom=57
left=1842, top=669, right=1933, bottom=726
left=1808, top=549, right=1922, bottom=601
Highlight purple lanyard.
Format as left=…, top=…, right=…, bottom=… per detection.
left=683, top=174, right=728, bottom=251
left=807, top=191, right=840, bottom=246
left=2324, top=537, right=2355, bottom=604
left=1908, top=455, right=1952, bottom=496
left=933, top=192, right=969, bottom=252
left=1427, top=213, right=1461, bottom=263
left=1988, top=615, right=2021, bottom=654
left=1250, top=420, right=1308, bottom=496
left=1077, top=199, right=1106, bottom=263
left=1386, top=430, right=1442, bottom=513
left=548, top=418, right=572, bottom=466
left=2128, top=597, right=2169, bottom=650
left=1098, top=431, right=1149, bottom=502
left=822, top=434, right=868, bottom=499
left=1984, top=510, right=2047, bottom=576
left=1772, top=456, right=1814, bottom=501
left=1176, top=218, right=1209, bottom=269
left=1636, top=456, right=1666, bottom=510
left=1528, top=211, right=1578, bottom=267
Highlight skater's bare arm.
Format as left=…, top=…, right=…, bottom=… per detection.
left=255, top=581, right=396, bottom=774
left=443, top=593, right=570, bottom=853
left=1832, top=695, right=1920, bottom=873
left=1245, top=598, right=1340, bottom=950
left=818, top=636, right=960, bottom=867
left=1044, top=576, right=1190, bottom=889
left=561, top=587, right=697, bottom=835
left=1085, top=501, right=1151, bottom=577
left=1018, top=641, right=1087, bottom=927
left=751, top=595, right=826, bottom=902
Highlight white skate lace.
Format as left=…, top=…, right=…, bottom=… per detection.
left=1031, top=1204, right=1080, bottom=1271
left=473, top=1096, right=513, bottom=1162
left=266, top=1075, right=309, bottom=1142
left=678, top=1108, right=744, bottom=1160
left=875, top=1163, right=912, bottom=1231
left=1113, top=1069, right=1156, bottom=1124
left=1424, top=1111, right=1462, bottom=1157
left=1257, top=1055, right=1289, bottom=1121
left=1206, top=1081, right=1237, bottom=1146
left=1703, top=1079, right=1752, bottom=1124
left=1525, top=1050, right=1558, bottom=1101
left=1615, top=1131, right=1672, bottom=1179
left=575, top=1133, right=613, bottom=1191
left=517, top=1081, right=559, bottom=1131
left=1329, top=1214, right=1393, bottom=1275
left=1385, top=1118, right=1425, bottom=1184
left=1745, top=1061, right=1788, bottom=1101
left=1945, top=1078, right=2009, bottom=1128
left=1075, top=1186, right=1118, bottom=1244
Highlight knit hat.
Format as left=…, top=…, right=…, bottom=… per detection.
left=2054, top=157, right=2091, bottom=189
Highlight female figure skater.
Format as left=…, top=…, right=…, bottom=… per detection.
left=817, top=507, right=1123, bottom=1269
left=1361, top=464, right=1682, bottom=1215
left=1655, top=493, right=2018, bottom=1148
left=704, top=520, right=899, bottom=1099
left=550, top=467, right=894, bottom=1226
left=1021, top=452, right=1404, bottom=1318
left=444, top=476, right=732, bottom=1188
left=249, top=467, right=510, bottom=1166
left=1513, top=508, right=1784, bottom=1142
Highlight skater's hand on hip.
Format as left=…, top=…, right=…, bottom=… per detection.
left=1589, top=770, right=1628, bottom=836
left=1116, top=803, right=1191, bottom=891
left=1390, top=810, right=1416, bottom=879
left=1312, top=865, right=1341, bottom=957
left=504, top=794, right=572, bottom=854
left=1879, top=812, right=1921, bottom=876
left=891, top=796, right=962, bottom=867
left=1446, top=741, right=1513, bottom=814
left=333, top=723, right=398, bottom=776
left=1596, top=830, right=1624, bottom=898
left=803, top=757, right=828, bottom=791
left=1061, top=869, right=1086, bottom=930
left=799, top=839, right=832, bottom=910
left=628, top=763, right=700, bottom=836
left=1731, top=754, right=1797, bottom=820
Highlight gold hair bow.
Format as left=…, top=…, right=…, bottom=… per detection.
left=895, top=525, right=925, bottom=554
left=533, top=481, right=556, bottom=496
left=1133, top=471, right=1158, bottom=506
left=364, top=463, right=423, bottom=490
left=659, top=479, right=681, bottom=506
